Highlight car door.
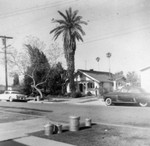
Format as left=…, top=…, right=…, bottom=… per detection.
left=117, top=88, right=133, bottom=102
left=3, top=91, right=10, bottom=100
left=127, top=88, right=142, bottom=103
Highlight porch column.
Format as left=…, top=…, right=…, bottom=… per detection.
left=85, top=82, right=88, bottom=94
left=113, top=81, right=116, bottom=91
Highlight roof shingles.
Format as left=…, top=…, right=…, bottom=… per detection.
left=78, top=69, right=113, bottom=82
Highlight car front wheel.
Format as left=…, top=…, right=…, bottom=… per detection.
left=139, top=102, right=148, bottom=107
left=105, top=98, right=112, bottom=106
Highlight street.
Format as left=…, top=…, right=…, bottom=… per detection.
left=0, top=101, right=150, bottom=128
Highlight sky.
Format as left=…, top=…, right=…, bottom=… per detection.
left=0, top=0, right=150, bottom=85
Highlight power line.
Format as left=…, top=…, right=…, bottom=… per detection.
left=1, top=0, right=149, bottom=47
left=0, top=0, right=77, bottom=19
left=78, top=24, right=150, bottom=45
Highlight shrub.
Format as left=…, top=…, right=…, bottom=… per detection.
left=71, top=91, right=82, bottom=98
left=65, top=92, right=72, bottom=97
left=86, top=91, right=92, bottom=96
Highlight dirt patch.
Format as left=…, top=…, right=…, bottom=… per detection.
left=30, top=124, right=150, bottom=146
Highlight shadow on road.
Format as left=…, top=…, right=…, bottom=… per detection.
left=113, top=103, right=150, bottom=107
left=0, top=141, right=26, bottom=146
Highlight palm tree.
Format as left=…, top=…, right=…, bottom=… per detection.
left=96, top=57, right=100, bottom=70
left=50, top=8, right=87, bottom=93
left=106, top=52, right=112, bottom=78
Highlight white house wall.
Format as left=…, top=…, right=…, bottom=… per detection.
left=141, top=69, right=150, bottom=92
left=94, top=82, right=99, bottom=88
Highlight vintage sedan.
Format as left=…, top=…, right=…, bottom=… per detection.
left=0, top=90, right=27, bottom=102
left=103, top=86, right=150, bottom=107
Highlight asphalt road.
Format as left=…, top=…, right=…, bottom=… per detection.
left=0, top=101, right=150, bottom=128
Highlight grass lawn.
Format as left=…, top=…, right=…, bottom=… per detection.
left=29, top=123, right=150, bottom=146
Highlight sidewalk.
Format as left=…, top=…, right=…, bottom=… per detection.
left=0, top=117, right=74, bottom=146
left=1, top=136, right=75, bottom=146
left=0, top=118, right=47, bottom=141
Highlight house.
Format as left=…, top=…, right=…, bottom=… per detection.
left=140, top=66, right=150, bottom=92
left=66, top=69, right=114, bottom=96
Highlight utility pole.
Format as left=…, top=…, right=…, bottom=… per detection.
left=0, top=36, right=13, bottom=90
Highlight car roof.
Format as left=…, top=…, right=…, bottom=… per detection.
left=120, top=86, right=142, bottom=90
left=118, top=86, right=146, bottom=92
left=5, top=90, right=20, bottom=93
left=5, top=90, right=19, bottom=92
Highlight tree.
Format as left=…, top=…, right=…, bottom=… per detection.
left=45, top=43, right=64, bottom=66
left=9, top=39, right=50, bottom=99
left=126, top=71, right=140, bottom=87
left=23, top=44, right=50, bottom=98
left=106, top=52, right=112, bottom=75
left=96, top=57, right=100, bottom=70
left=113, top=71, right=124, bottom=80
left=50, top=7, right=87, bottom=94
left=13, top=73, right=20, bottom=86
left=47, top=62, right=66, bottom=95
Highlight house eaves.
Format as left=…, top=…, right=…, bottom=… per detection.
left=78, top=70, right=100, bottom=83
left=78, top=69, right=113, bottom=83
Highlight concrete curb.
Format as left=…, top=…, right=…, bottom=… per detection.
left=27, top=97, right=105, bottom=106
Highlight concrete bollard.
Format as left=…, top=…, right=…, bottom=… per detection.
left=69, top=116, right=80, bottom=132
left=36, top=96, right=40, bottom=101
left=85, top=118, right=92, bottom=127
left=44, top=123, right=54, bottom=136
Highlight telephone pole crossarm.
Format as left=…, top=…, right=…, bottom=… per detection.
left=0, top=36, right=13, bottom=39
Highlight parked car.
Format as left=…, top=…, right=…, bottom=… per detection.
left=0, top=90, right=27, bottom=102
left=103, top=86, right=150, bottom=107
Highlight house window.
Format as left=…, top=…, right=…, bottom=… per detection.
left=87, top=82, right=94, bottom=88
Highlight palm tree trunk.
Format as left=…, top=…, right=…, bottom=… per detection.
left=68, top=51, right=76, bottom=93
left=64, top=49, right=76, bottom=93
left=64, top=37, right=77, bottom=94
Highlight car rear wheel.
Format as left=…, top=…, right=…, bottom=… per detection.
left=139, top=102, right=148, bottom=107
left=105, top=98, right=112, bottom=106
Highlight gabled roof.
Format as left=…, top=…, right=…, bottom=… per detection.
left=140, top=66, right=150, bottom=72
left=77, top=69, right=113, bottom=83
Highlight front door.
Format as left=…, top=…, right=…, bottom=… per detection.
left=79, top=83, right=83, bottom=92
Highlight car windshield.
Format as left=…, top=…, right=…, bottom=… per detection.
left=11, top=91, right=20, bottom=94
left=115, top=88, right=128, bottom=93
